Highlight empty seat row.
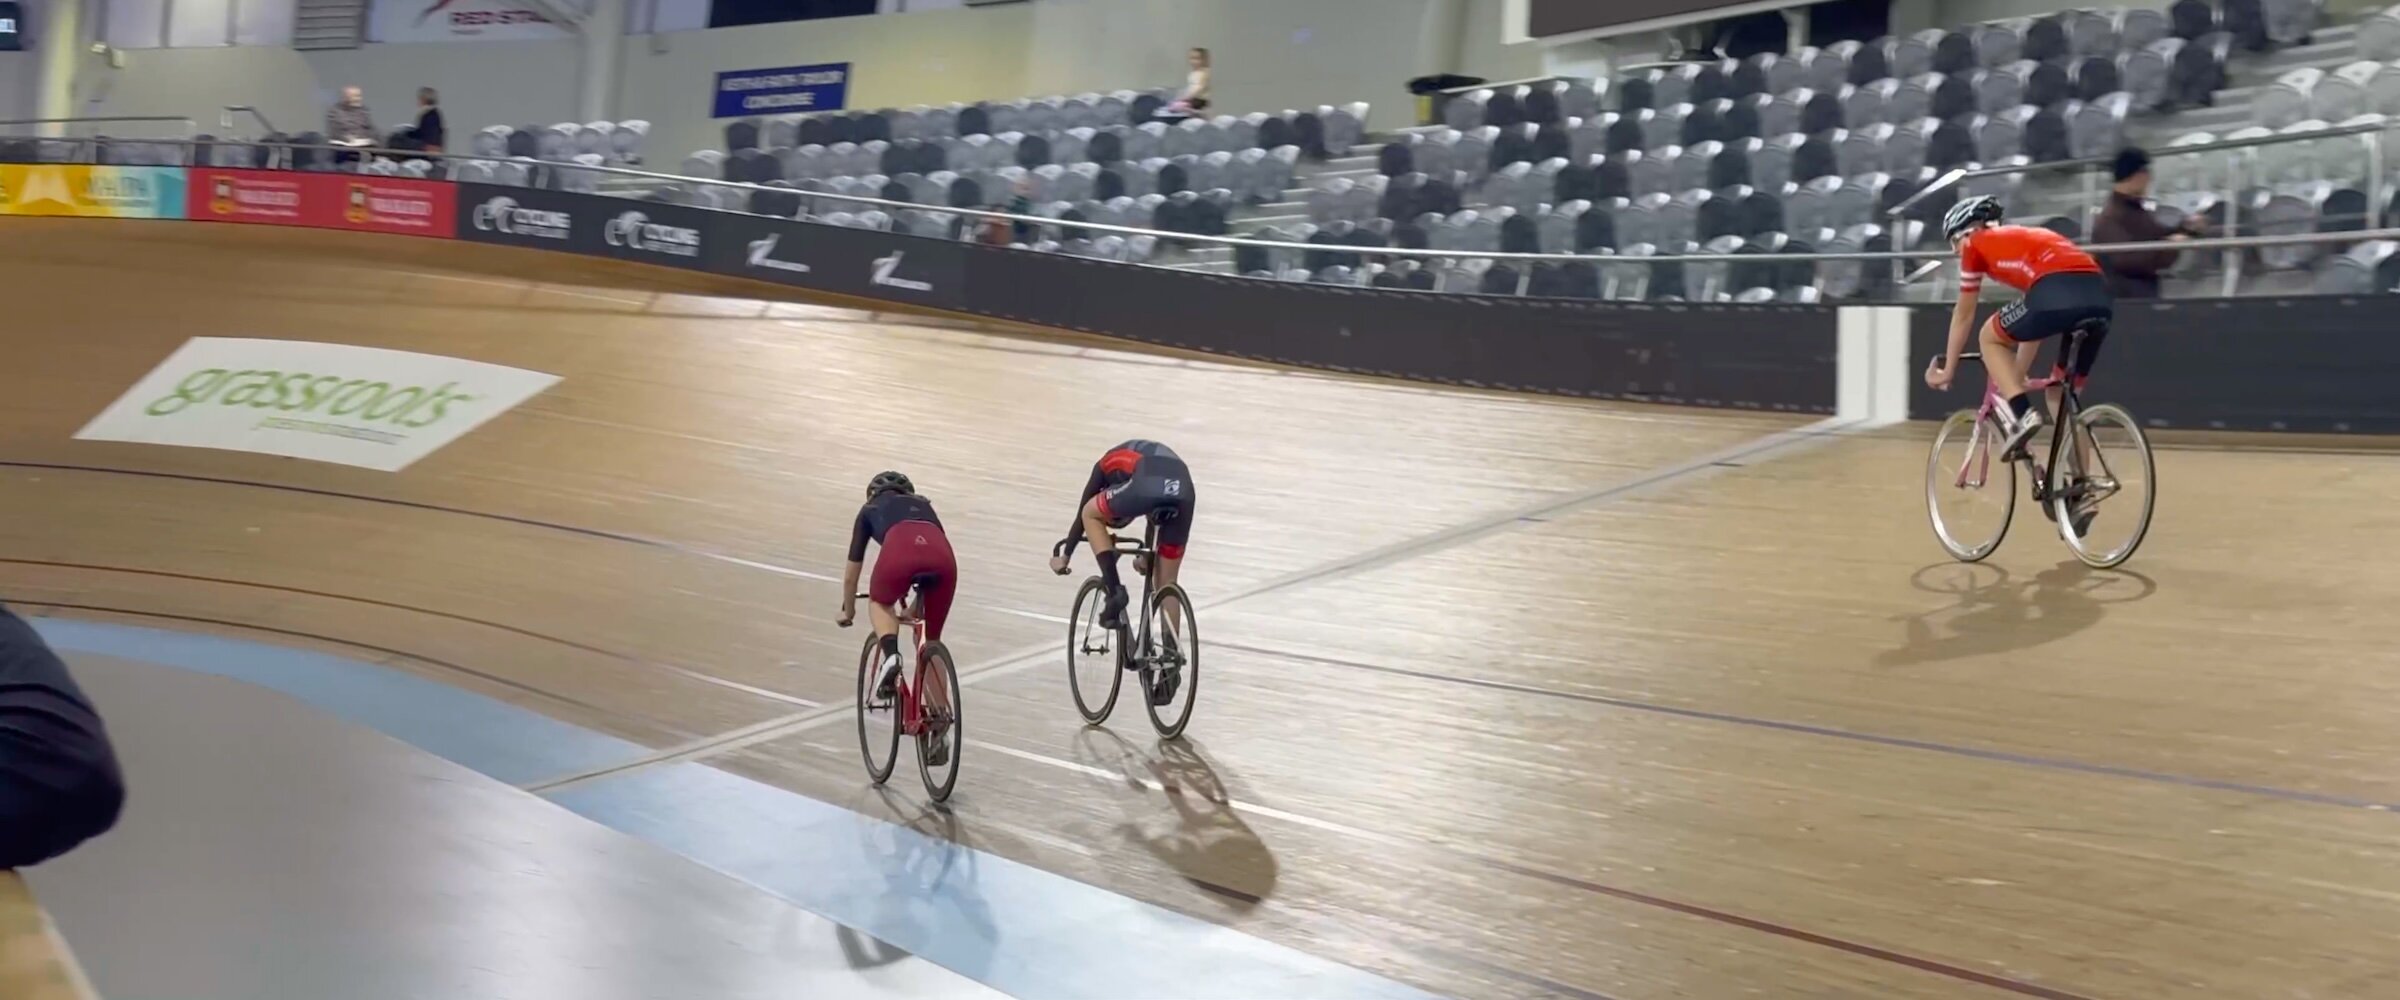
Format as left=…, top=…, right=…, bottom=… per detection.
left=469, top=122, right=649, bottom=164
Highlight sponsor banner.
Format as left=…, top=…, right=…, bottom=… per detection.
left=452, top=183, right=719, bottom=269
left=706, top=212, right=962, bottom=308
left=75, top=337, right=560, bottom=472
left=453, top=181, right=587, bottom=250
left=189, top=169, right=457, bottom=238
left=369, top=0, right=575, bottom=42
left=712, top=62, right=851, bottom=118
left=0, top=165, right=187, bottom=218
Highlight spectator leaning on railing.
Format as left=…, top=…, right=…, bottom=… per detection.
left=0, top=606, right=125, bottom=871
left=2093, top=147, right=2202, bottom=300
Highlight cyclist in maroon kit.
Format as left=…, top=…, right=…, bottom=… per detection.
left=837, top=471, right=957, bottom=764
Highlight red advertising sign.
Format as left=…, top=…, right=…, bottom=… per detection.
left=187, top=168, right=457, bottom=238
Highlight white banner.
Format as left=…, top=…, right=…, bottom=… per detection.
left=368, top=0, right=577, bottom=42
left=76, top=338, right=560, bottom=472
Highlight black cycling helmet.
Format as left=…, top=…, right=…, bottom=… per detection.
left=866, top=471, right=914, bottom=497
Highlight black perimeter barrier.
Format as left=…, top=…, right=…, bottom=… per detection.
left=450, top=185, right=1840, bottom=413
left=1907, top=299, right=2400, bottom=434
left=47, top=176, right=2400, bottom=430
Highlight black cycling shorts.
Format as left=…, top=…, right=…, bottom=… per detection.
left=1095, top=456, right=1195, bottom=558
left=1994, top=271, right=2113, bottom=376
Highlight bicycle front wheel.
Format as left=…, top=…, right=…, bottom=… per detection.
left=1142, top=584, right=1200, bottom=740
left=916, top=641, right=962, bottom=803
left=855, top=635, right=900, bottom=785
left=2052, top=402, right=2156, bottom=569
left=1067, top=577, right=1124, bottom=724
left=1926, top=408, right=2015, bottom=562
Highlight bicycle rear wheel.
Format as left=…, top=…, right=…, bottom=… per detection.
left=1067, top=577, right=1124, bottom=724
left=854, top=635, right=900, bottom=785
left=915, top=641, right=962, bottom=803
left=1926, top=409, right=2016, bottom=562
left=2052, top=402, right=2156, bottom=569
left=1142, top=584, right=1199, bottom=740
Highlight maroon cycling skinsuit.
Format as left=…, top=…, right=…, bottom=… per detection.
left=850, top=491, right=958, bottom=641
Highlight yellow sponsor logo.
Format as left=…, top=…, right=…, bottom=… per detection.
left=0, top=165, right=185, bottom=218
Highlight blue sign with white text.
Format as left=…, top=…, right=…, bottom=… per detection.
left=712, top=62, right=851, bottom=118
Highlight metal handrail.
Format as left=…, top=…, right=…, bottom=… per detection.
left=1887, top=119, right=2397, bottom=220
left=21, top=136, right=2399, bottom=269
left=0, top=116, right=197, bottom=138
left=220, top=106, right=277, bottom=136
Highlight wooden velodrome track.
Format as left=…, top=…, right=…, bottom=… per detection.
left=4, top=218, right=2400, bottom=999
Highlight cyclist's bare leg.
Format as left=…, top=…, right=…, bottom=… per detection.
left=1979, top=314, right=2029, bottom=404
left=1153, top=554, right=1184, bottom=642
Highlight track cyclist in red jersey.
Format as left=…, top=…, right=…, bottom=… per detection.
left=1050, top=440, right=1194, bottom=704
left=1925, top=195, right=2116, bottom=464
left=837, top=471, right=959, bottom=763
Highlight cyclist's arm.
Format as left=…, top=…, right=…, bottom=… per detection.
left=1062, top=462, right=1106, bottom=548
left=842, top=508, right=872, bottom=613
left=1942, top=286, right=1980, bottom=374
left=1943, top=248, right=1987, bottom=374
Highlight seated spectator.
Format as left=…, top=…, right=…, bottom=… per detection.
left=2093, top=147, right=2199, bottom=300
left=1161, top=48, right=1212, bottom=120
left=0, top=606, right=125, bottom=870
left=388, top=87, right=445, bottom=154
left=326, top=86, right=376, bottom=163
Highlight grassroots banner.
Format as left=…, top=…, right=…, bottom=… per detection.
left=75, top=338, right=561, bottom=472
left=0, top=165, right=187, bottom=218
left=368, top=0, right=575, bottom=42
left=189, top=169, right=457, bottom=237
left=712, top=63, right=851, bottom=118
left=705, top=212, right=963, bottom=309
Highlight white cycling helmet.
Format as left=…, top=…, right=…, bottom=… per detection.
left=1942, top=195, right=2004, bottom=243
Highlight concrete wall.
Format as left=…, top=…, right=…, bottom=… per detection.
left=0, top=0, right=50, bottom=125
left=1891, top=0, right=2169, bottom=34
left=80, top=40, right=581, bottom=140
left=1021, top=0, right=1437, bottom=125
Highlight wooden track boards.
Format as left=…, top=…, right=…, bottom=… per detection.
left=4, top=219, right=2399, bottom=999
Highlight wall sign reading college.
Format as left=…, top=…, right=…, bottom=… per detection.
left=189, top=169, right=457, bottom=238
left=369, top=0, right=575, bottom=43
left=0, top=165, right=186, bottom=218
left=712, top=62, right=850, bottom=118
left=75, top=338, right=562, bottom=472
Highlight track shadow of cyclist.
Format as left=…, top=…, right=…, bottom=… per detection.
left=829, top=786, right=997, bottom=978
left=1878, top=561, right=2157, bottom=667
left=1071, top=727, right=1279, bottom=912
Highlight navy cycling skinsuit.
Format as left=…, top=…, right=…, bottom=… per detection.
left=849, top=492, right=958, bottom=641
left=0, top=606, right=126, bottom=869
left=1067, top=440, right=1195, bottom=558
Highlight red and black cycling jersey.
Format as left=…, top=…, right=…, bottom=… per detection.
left=849, top=492, right=942, bottom=562
left=1065, top=440, right=1190, bottom=551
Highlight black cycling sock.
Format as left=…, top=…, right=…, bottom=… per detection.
left=1096, top=551, right=1123, bottom=593
left=878, top=634, right=900, bottom=660
left=2008, top=392, right=2035, bottom=419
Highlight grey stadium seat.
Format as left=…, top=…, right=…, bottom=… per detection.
left=1974, top=22, right=2023, bottom=68
left=1976, top=64, right=2029, bottom=115
left=2257, top=68, right=2322, bottom=128
left=2122, top=39, right=2181, bottom=110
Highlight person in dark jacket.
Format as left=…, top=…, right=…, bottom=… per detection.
left=0, top=607, right=124, bottom=870
left=390, top=87, right=445, bottom=153
left=2092, top=147, right=2200, bottom=299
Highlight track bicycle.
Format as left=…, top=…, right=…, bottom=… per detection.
left=847, top=577, right=962, bottom=802
left=1052, top=520, right=1200, bottom=739
left=1925, top=319, right=2156, bottom=569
